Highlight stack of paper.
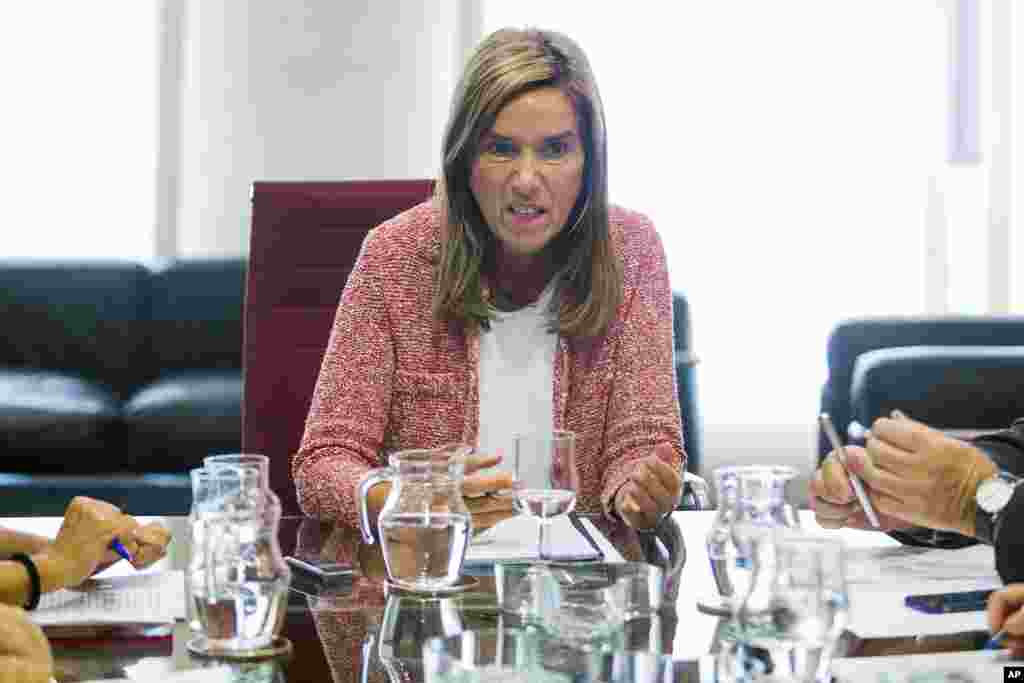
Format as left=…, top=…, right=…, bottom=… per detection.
left=843, top=544, right=1002, bottom=638
left=32, top=570, right=185, bottom=627
left=465, top=515, right=622, bottom=565
left=831, top=649, right=1015, bottom=683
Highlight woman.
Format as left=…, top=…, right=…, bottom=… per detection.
left=294, top=28, right=685, bottom=532
left=0, top=496, right=170, bottom=609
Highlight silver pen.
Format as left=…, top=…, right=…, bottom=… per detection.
left=819, top=413, right=881, bottom=528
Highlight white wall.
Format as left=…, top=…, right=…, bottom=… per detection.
left=177, top=0, right=460, bottom=257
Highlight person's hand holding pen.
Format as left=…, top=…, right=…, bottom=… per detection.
left=811, top=411, right=998, bottom=536
left=31, top=497, right=171, bottom=592
left=987, top=584, right=1024, bottom=656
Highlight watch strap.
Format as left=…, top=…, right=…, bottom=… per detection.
left=975, top=499, right=996, bottom=545
left=975, top=470, right=1023, bottom=545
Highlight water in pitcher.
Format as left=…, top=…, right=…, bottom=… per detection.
left=191, top=574, right=288, bottom=650
left=381, top=512, right=470, bottom=591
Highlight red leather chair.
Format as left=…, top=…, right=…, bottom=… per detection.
left=243, top=180, right=434, bottom=514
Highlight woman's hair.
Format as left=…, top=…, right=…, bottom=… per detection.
left=432, top=27, right=621, bottom=338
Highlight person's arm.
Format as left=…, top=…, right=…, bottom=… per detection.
left=0, top=604, right=52, bottom=683
left=293, top=229, right=397, bottom=529
left=599, top=217, right=685, bottom=529
left=972, top=418, right=1024, bottom=475
left=0, top=530, right=50, bottom=557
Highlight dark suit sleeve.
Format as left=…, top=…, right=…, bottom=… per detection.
left=973, top=419, right=1024, bottom=582
left=972, top=418, right=1024, bottom=476
left=995, top=485, right=1024, bottom=584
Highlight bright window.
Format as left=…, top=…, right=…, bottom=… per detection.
left=482, top=1, right=1013, bottom=427
left=0, top=3, right=158, bottom=260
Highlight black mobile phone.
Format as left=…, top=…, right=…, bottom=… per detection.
left=285, top=556, right=355, bottom=582
left=904, top=589, right=994, bottom=614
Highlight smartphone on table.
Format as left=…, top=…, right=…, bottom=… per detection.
left=285, top=556, right=355, bottom=582
left=904, top=589, right=994, bottom=614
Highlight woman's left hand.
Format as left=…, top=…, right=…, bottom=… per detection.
left=614, top=444, right=682, bottom=529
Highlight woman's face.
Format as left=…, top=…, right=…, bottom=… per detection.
left=470, top=87, right=585, bottom=267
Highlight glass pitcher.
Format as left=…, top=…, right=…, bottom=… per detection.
left=358, top=445, right=473, bottom=592
left=195, top=465, right=291, bottom=653
left=706, top=465, right=800, bottom=611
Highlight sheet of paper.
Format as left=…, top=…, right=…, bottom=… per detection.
left=779, top=521, right=1004, bottom=639
left=31, top=570, right=185, bottom=627
left=831, top=648, right=1020, bottom=683
left=845, top=543, right=997, bottom=584
left=846, top=576, right=1002, bottom=638
left=465, top=515, right=623, bottom=565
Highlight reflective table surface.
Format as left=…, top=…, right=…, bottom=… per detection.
left=8, top=511, right=990, bottom=682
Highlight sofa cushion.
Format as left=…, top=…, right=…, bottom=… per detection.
left=0, top=261, right=151, bottom=398
left=0, top=370, right=119, bottom=448
left=123, top=371, right=242, bottom=467
left=147, top=259, right=245, bottom=377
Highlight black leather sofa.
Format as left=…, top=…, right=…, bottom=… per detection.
left=818, top=315, right=1024, bottom=460
left=0, top=259, right=245, bottom=515
left=0, top=254, right=701, bottom=516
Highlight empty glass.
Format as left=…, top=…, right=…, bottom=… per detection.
left=424, top=627, right=572, bottom=683
left=706, top=465, right=800, bottom=612
left=736, top=527, right=850, bottom=683
left=378, top=592, right=465, bottom=683
left=511, top=430, right=578, bottom=561
left=532, top=564, right=627, bottom=652
left=358, top=445, right=473, bottom=592
left=610, top=562, right=665, bottom=653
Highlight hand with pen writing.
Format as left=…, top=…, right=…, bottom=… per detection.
left=34, top=497, right=171, bottom=591
left=0, top=604, right=52, bottom=683
left=811, top=412, right=997, bottom=536
left=987, top=584, right=1024, bottom=656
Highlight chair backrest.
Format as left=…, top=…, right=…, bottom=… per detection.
left=819, top=316, right=1024, bottom=459
left=243, top=180, right=434, bottom=514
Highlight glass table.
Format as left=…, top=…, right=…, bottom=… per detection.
left=6, top=511, right=990, bottom=682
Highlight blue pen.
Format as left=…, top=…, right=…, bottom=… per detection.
left=109, top=539, right=133, bottom=563
left=985, top=629, right=1008, bottom=650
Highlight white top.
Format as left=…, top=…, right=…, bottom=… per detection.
left=477, top=284, right=557, bottom=484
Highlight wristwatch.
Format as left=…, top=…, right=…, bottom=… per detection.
left=975, top=470, right=1022, bottom=545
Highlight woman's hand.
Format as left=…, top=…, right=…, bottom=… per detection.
left=33, top=496, right=141, bottom=592
left=988, top=584, right=1024, bottom=657
left=614, top=444, right=682, bottom=530
left=0, top=604, right=52, bottom=683
left=462, top=451, right=515, bottom=532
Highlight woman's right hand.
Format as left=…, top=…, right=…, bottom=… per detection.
left=988, top=584, right=1024, bottom=657
left=34, top=496, right=139, bottom=592
left=0, top=604, right=52, bottom=683
left=462, top=451, right=515, bottom=532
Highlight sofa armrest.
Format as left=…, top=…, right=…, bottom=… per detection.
left=849, top=345, right=1024, bottom=439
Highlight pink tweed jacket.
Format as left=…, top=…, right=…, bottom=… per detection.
left=294, top=199, right=685, bottom=530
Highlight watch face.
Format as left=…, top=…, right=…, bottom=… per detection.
left=977, top=476, right=1016, bottom=514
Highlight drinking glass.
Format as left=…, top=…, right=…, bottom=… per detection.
left=706, top=465, right=800, bottom=613
left=424, top=627, right=572, bottom=683
left=532, top=564, right=627, bottom=652
left=511, top=430, right=578, bottom=561
left=737, top=527, right=849, bottom=683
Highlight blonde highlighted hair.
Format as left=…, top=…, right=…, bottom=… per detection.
left=432, top=27, right=621, bottom=338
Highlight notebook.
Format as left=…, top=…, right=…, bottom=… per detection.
left=465, top=514, right=620, bottom=565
